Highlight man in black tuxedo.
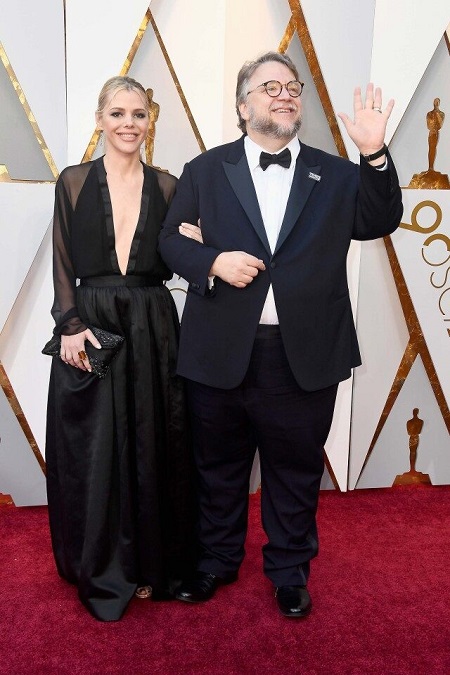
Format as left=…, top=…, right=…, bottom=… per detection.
left=159, top=52, right=402, bottom=617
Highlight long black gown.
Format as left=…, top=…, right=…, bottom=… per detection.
left=46, top=157, right=194, bottom=621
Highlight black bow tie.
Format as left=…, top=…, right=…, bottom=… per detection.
left=259, top=148, right=291, bottom=171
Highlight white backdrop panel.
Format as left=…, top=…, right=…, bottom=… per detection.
left=0, top=384, right=46, bottom=506
left=373, top=0, right=450, bottom=144
left=65, top=0, right=152, bottom=164
left=127, top=16, right=205, bottom=175
left=0, top=184, right=55, bottom=332
left=151, top=0, right=227, bottom=151
left=0, top=63, right=54, bottom=181
left=0, top=226, right=54, bottom=459
left=390, top=35, right=450, bottom=189
left=301, top=0, right=375, bottom=163
left=1, top=0, right=67, bottom=173
left=350, top=237, right=411, bottom=488
left=356, top=356, right=450, bottom=488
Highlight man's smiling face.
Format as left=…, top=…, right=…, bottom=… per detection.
left=239, top=61, right=302, bottom=145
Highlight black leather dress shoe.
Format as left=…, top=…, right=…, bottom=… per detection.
left=275, top=585, right=312, bottom=618
left=175, top=571, right=238, bottom=603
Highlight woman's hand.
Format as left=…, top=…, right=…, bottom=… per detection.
left=60, top=328, right=101, bottom=372
left=179, top=219, right=203, bottom=243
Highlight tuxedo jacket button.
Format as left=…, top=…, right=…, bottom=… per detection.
left=270, top=262, right=276, bottom=269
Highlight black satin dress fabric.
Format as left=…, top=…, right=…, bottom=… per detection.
left=46, top=158, right=194, bottom=621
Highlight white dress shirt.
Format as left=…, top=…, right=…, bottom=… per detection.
left=244, top=135, right=300, bottom=324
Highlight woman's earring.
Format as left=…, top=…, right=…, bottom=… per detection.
left=99, top=130, right=104, bottom=147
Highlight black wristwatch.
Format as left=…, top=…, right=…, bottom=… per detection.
left=361, top=144, right=387, bottom=162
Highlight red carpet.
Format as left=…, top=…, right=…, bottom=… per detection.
left=1, top=486, right=450, bottom=674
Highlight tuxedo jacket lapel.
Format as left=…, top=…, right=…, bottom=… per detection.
left=222, top=144, right=271, bottom=255
left=274, top=155, right=321, bottom=254
left=222, top=139, right=322, bottom=257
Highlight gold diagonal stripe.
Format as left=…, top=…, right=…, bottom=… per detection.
left=0, top=164, right=54, bottom=184
left=288, top=0, right=347, bottom=158
left=82, top=7, right=206, bottom=163
left=0, top=363, right=46, bottom=476
left=148, top=11, right=206, bottom=153
left=81, top=130, right=101, bottom=165
left=0, top=42, right=59, bottom=179
left=120, top=11, right=151, bottom=75
left=278, top=16, right=296, bottom=53
left=324, top=454, right=341, bottom=492
left=356, top=234, right=450, bottom=485
left=385, top=235, right=450, bottom=433
left=82, top=10, right=152, bottom=162
left=355, top=337, right=419, bottom=485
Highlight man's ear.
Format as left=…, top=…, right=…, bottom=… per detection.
left=238, top=102, right=249, bottom=122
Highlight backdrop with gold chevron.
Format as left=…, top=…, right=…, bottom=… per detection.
left=1, top=0, right=449, bottom=505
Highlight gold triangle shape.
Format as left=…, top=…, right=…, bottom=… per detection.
left=287, top=1, right=347, bottom=158
left=0, top=42, right=58, bottom=181
left=82, top=8, right=205, bottom=163
left=356, top=235, right=450, bottom=486
left=0, top=363, right=45, bottom=476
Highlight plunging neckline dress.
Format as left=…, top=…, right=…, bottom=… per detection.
left=46, top=157, right=194, bottom=621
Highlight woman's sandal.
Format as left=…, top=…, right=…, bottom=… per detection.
left=135, top=585, right=152, bottom=599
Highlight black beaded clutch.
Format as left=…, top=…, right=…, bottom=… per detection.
left=42, top=326, right=124, bottom=379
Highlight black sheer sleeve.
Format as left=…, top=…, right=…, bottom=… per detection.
left=51, top=163, right=91, bottom=335
left=154, top=169, right=177, bottom=207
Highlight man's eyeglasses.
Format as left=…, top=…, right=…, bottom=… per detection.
left=246, top=80, right=304, bottom=98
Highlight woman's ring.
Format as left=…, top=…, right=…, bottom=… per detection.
left=373, top=107, right=382, bottom=113
left=78, top=350, right=87, bottom=360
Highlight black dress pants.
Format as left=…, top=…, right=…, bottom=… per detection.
left=186, top=325, right=338, bottom=587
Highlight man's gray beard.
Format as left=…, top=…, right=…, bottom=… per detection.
left=247, top=111, right=302, bottom=139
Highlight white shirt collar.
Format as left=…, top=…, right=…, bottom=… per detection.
left=244, top=135, right=301, bottom=171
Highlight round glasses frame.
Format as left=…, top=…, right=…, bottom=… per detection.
left=246, top=80, right=304, bottom=98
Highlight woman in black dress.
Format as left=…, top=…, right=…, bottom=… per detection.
left=46, top=76, right=197, bottom=621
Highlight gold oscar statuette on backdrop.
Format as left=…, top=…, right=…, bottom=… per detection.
left=408, top=98, right=450, bottom=189
left=144, top=87, right=168, bottom=173
left=393, top=408, right=432, bottom=486
left=144, top=88, right=159, bottom=166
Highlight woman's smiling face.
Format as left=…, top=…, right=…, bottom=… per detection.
left=96, top=88, right=149, bottom=155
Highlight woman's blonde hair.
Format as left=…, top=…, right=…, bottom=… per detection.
left=96, top=76, right=148, bottom=116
